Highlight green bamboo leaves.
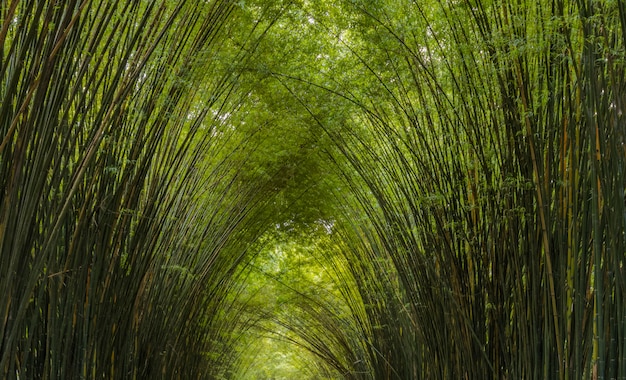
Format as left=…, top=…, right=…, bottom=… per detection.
left=0, top=1, right=275, bottom=378
left=2, top=0, right=625, bottom=378
left=296, top=0, right=626, bottom=378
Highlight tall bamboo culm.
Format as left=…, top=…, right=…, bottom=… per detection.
left=320, top=0, right=626, bottom=378
left=0, top=1, right=275, bottom=378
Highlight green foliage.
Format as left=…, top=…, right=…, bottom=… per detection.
left=226, top=0, right=626, bottom=378
left=296, top=0, right=626, bottom=378
left=0, top=1, right=288, bottom=378
left=3, top=0, right=626, bottom=379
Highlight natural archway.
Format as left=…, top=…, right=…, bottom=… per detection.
left=1, top=1, right=625, bottom=379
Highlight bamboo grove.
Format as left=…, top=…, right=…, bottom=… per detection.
left=0, top=1, right=291, bottom=378
left=1, top=0, right=625, bottom=379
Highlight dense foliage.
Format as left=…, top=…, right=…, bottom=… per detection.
left=1, top=0, right=625, bottom=379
